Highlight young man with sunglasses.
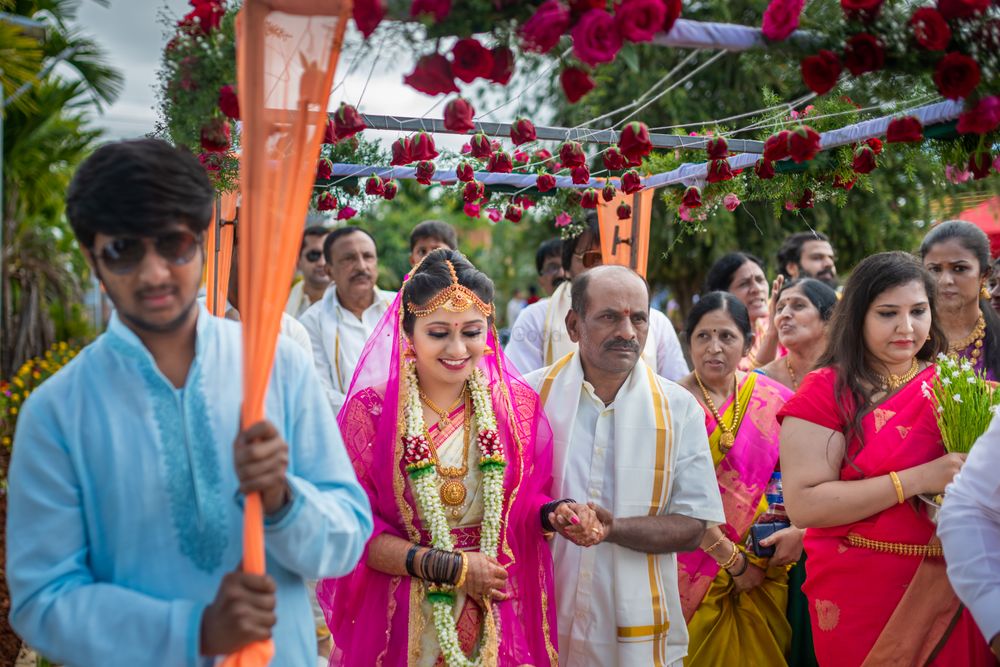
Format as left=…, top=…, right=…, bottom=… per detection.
left=6, top=139, right=373, bottom=667
left=285, top=225, right=331, bottom=319
left=505, top=212, right=689, bottom=381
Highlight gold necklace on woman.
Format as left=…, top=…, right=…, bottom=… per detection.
left=873, top=359, right=920, bottom=392
left=694, top=372, right=741, bottom=452
left=419, top=385, right=466, bottom=430
left=424, top=394, right=472, bottom=517
left=948, top=313, right=985, bottom=362
left=785, top=356, right=799, bottom=390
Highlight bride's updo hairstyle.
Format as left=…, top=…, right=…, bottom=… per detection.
left=402, top=248, right=496, bottom=335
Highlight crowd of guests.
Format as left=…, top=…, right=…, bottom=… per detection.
left=6, top=137, right=1000, bottom=667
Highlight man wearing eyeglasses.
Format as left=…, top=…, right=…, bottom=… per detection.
left=285, top=225, right=331, bottom=319
left=505, top=212, right=689, bottom=381
left=5, top=139, right=372, bottom=667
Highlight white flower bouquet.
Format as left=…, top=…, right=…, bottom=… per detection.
left=923, top=354, right=1000, bottom=454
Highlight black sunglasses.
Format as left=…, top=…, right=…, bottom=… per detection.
left=304, top=249, right=324, bottom=262
left=95, top=230, right=202, bottom=275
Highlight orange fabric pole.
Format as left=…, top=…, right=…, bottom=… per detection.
left=202, top=192, right=236, bottom=317
left=224, top=1, right=349, bottom=665
left=597, top=188, right=655, bottom=278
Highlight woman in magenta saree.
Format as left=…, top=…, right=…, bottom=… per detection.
left=318, top=250, right=558, bottom=666
left=778, top=252, right=996, bottom=667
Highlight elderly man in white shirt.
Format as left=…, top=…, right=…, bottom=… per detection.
left=506, top=214, right=688, bottom=380
left=938, top=415, right=1000, bottom=659
left=525, top=265, right=724, bottom=667
left=286, top=225, right=332, bottom=319
left=300, top=226, right=395, bottom=416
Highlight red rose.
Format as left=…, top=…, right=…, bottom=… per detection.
left=937, top=0, right=990, bottom=20
left=411, top=0, right=451, bottom=21
left=833, top=174, right=857, bottom=190
left=334, top=103, right=366, bottom=140
left=316, top=158, right=333, bottom=181
left=572, top=10, right=622, bottom=66
left=840, top=0, right=883, bottom=18
left=515, top=195, right=535, bottom=210
left=200, top=117, right=230, bottom=153
left=682, top=186, right=702, bottom=208
left=910, top=8, right=951, bottom=51
left=615, top=0, right=667, bottom=43
left=382, top=181, right=398, bottom=200
left=489, top=47, right=515, bottom=85
left=560, top=67, right=596, bottom=104
left=218, top=84, right=239, bottom=120
left=513, top=150, right=529, bottom=165
left=663, top=0, right=682, bottom=34
left=451, top=38, right=494, bottom=83
left=365, top=174, right=385, bottom=196
left=865, top=137, right=883, bottom=154
left=505, top=205, right=524, bottom=223
left=487, top=151, right=514, bottom=173
left=763, top=131, right=790, bottom=161
left=337, top=206, right=358, bottom=220
left=410, top=132, right=439, bottom=161
left=581, top=188, right=600, bottom=209
left=706, top=136, right=728, bottom=160
left=617, top=202, right=632, bottom=219
left=787, top=125, right=821, bottom=163
left=621, top=169, right=643, bottom=194
left=572, top=165, right=591, bottom=184
left=470, top=133, right=494, bottom=159
left=801, top=50, right=843, bottom=95
left=463, top=202, right=481, bottom=218
left=456, top=161, right=475, bottom=182
left=415, top=161, right=436, bottom=185
left=707, top=159, right=733, bottom=183
left=536, top=173, right=557, bottom=192
left=843, top=33, right=885, bottom=76
left=444, top=97, right=476, bottom=133
left=404, top=54, right=459, bottom=96
left=390, top=137, right=413, bottom=166
left=534, top=148, right=553, bottom=162
left=463, top=180, right=485, bottom=202
left=353, top=0, right=384, bottom=38
left=762, top=0, right=806, bottom=42
left=559, top=141, right=587, bottom=167
left=511, top=118, right=537, bottom=145
left=619, top=121, right=653, bottom=163
left=317, top=191, right=337, bottom=211
left=797, top=188, right=815, bottom=209
left=886, top=116, right=923, bottom=142
left=933, top=52, right=981, bottom=100
left=957, top=96, right=1000, bottom=135
left=323, top=119, right=338, bottom=144
left=603, top=147, right=628, bottom=171
left=598, top=183, right=615, bottom=202
left=182, top=1, right=224, bottom=34
left=754, top=158, right=776, bottom=179
left=852, top=145, right=877, bottom=174
left=520, top=0, right=571, bottom=54
left=969, top=150, right=993, bottom=180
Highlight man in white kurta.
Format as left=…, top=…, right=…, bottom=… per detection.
left=525, top=266, right=724, bottom=667
left=300, top=226, right=395, bottom=415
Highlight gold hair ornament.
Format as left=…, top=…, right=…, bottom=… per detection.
left=406, top=260, right=494, bottom=318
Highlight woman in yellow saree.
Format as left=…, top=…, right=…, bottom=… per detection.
left=677, top=292, right=799, bottom=666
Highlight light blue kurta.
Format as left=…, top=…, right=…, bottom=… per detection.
left=6, top=306, right=373, bottom=667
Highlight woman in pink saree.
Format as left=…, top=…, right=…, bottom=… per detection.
left=779, top=252, right=996, bottom=666
left=318, top=250, right=562, bottom=666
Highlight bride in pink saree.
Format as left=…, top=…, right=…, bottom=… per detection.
left=318, top=249, right=559, bottom=666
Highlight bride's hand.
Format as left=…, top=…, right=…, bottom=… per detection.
left=552, top=502, right=604, bottom=547
left=461, top=552, right=509, bottom=601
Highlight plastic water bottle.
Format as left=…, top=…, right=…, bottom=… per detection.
left=763, top=472, right=787, bottom=522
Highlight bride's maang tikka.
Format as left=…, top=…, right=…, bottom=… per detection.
left=406, top=260, right=494, bottom=318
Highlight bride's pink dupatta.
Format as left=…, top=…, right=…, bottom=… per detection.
left=318, top=292, right=559, bottom=666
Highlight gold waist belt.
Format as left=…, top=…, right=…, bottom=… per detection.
left=846, top=533, right=943, bottom=557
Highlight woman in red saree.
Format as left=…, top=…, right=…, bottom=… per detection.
left=779, top=251, right=996, bottom=666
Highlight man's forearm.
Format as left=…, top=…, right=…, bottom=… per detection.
left=606, top=514, right=706, bottom=554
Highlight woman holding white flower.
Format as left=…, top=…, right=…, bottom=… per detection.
left=319, top=250, right=589, bottom=666
left=777, top=252, right=995, bottom=666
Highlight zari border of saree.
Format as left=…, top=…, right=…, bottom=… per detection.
left=492, top=322, right=523, bottom=567
left=539, top=586, right=558, bottom=666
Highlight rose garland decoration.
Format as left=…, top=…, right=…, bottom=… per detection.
left=401, top=361, right=505, bottom=667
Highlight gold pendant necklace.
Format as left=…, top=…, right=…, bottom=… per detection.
left=425, top=395, right=472, bottom=518
left=873, top=359, right=920, bottom=392
left=785, top=356, right=799, bottom=390
left=947, top=313, right=985, bottom=362
left=694, top=372, right=741, bottom=452
left=419, top=385, right=466, bottom=430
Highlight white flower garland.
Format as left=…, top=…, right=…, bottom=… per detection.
left=401, top=361, right=506, bottom=667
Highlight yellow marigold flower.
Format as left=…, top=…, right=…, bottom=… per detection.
left=9, top=407, right=17, bottom=416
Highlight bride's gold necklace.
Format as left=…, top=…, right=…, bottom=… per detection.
left=694, top=372, right=741, bottom=452
left=424, top=394, right=472, bottom=517
left=419, top=385, right=466, bottom=430
left=873, top=359, right=920, bottom=392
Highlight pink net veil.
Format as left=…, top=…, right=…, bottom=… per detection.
left=318, top=251, right=558, bottom=666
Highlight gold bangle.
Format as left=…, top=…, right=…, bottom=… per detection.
left=703, top=536, right=727, bottom=554
left=889, top=471, right=905, bottom=505
left=454, top=551, right=469, bottom=589
left=719, top=542, right=740, bottom=570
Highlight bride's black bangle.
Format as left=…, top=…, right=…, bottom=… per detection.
left=405, top=545, right=420, bottom=578
left=540, top=498, right=576, bottom=532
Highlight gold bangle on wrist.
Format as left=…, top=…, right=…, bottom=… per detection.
left=454, top=551, right=469, bottom=588
left=719, top=542, right=741, bottom=570
left=704, top=536, right=726, bottom=554
left=889, top=471, right=905, bottom=505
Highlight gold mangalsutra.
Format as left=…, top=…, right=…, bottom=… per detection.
left=873, top=359, right=920, bottom=392
left=785, top=356, right=799, bottom=390
left=694, top=372, right=741, bottom=452
left=420, top=385, right=466, bottom=430
left=406, top=260, right=494, bottom=318
left=425, top=395, right=472, bottom=517
left=948, top=313, right=985, bottom=363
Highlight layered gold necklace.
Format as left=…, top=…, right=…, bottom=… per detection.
left=948, top=313, right=985, bottom=362
left=694, top=372, right=741, bottom=452
left=419, top=385, right=467, bottom=430
left=424, top=394, right=472, bottom=517
left=873, top=359, right=920, bottom=392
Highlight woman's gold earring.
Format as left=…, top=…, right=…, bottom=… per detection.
left=982, top=285, right=990, bottom=300
left=403, top=347, right=416, bottom=359
left=483, top=347, right=495, bottom=356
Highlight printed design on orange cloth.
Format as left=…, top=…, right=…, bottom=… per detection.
left=814, top=599, right=840, bottom=631
left=896, top=425, right=911, bottom=440
left=434, top=598, right=483, bottom=667
left=747, top=381, right=783, bottom=439
left=873, top=408, right=897, bottom=433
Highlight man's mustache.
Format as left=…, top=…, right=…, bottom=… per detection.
left=604, top=338, right=640, bottom=352
left=351, top=271, right=372, bottom=281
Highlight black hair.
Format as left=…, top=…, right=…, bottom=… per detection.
left=66, top=138, right=214, bottom=248
left=684, top=291, right=753, bottom=345
left=402, top=248, right=495, bottom=335
left=323, top=226, right=377, bottom=264
left=818, top=252, right=946, bottom=457
left=704, top=252, right=766, bottom=293
left=301, top=225, right=330, bottom=254
left=561, top=211, right=600, bottom=272
left=409, top=220, right=458, bottom=252
left=570, top=265, right=650, bottom=318
left=777, top=231, right=830, bottom=279
left=535, top=238, right=563, bottom=274
left=919, top=219, right=1000, bottom=381
left=777, top=277, right=838, bottom=321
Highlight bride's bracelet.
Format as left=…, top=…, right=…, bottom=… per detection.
left=416, top=548, right=464, bottom=585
